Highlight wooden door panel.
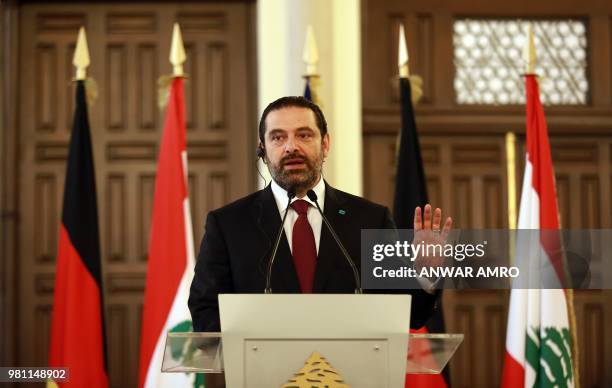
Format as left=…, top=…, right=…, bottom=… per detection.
left=18, top=3, right=254, bottom=387
left=363, top=0, right=612, bottom=384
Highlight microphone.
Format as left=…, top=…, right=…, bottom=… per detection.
left=307, top=190, right=363, bottom=294
left=264, top=188, right=296, bottom=294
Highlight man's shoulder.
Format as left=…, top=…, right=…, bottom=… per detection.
left=208, top=189, right=267, bottom=219
left=327, top=186, right=388, bottom=213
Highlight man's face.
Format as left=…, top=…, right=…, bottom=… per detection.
left=263, top=106, right=330, bottom=194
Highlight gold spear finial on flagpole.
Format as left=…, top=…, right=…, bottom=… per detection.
left=302, top=24, right=319, bottom=77
left=397, top=23, right=423, bottom=103
left=157, top=23, right=186, bottom=108
left=73, top=26, right=90, bottom=81
left=398, top=24, right=409, bottom=78
left=523, top=24, right=537, bottom=75
left=170, top=23, right=186, bottom=77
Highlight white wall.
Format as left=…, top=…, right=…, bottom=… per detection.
left=256, top=0, right=362, bottom=195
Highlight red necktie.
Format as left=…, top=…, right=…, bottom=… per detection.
left=290, top=199, right=317, bottom=293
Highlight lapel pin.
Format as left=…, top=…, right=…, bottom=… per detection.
left=338, top=209, right=346, bottom=215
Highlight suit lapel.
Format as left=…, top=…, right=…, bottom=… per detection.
left=251, top=186, right=300, bottom=293
left=313, top=183, right=348, bottom=292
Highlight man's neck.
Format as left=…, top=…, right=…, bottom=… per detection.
left=273, top=176, right=322, bottom=198
left=299, top=175, right=322, bottom=198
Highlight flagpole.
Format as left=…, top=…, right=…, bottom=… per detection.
left=139, top=22, right=196, bottom=387
left=302, top=24, right=320, bottom=105
left=504, top=132, right=517, bottom=230
left=395, top=23, right=406, bottom=172
left=396, top=23, right=409, bottom=160
left=48, top=25, right=109, bottom=387
left=505, top=132, right=517, bottom=265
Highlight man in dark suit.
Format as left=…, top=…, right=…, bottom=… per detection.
left=189, top=96, right=451, bottom=332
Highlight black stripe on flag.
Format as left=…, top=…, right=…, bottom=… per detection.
left=61, top=80, right=108, bottom=369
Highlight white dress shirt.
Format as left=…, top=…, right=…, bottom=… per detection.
left=271, top=177, right=436, bottom=293
left=271, top=177, right=325, bottom=254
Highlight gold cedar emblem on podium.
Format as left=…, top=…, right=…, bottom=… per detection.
left=281, top=352, right=350, bottom=388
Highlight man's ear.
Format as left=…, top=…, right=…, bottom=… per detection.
left=322, top=133, right=330, bottom=159
left=256, top=143, right=265, bottom=158
left=256, top=142, right=270, bottom=164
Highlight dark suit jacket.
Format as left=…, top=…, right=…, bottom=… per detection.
left=188, top=182, right=439, bottom=332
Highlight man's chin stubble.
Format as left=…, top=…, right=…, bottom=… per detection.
left=277, top=170, right=318, bottom=192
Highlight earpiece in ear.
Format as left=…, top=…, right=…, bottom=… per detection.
left=256, top=144, right=265, bottom=159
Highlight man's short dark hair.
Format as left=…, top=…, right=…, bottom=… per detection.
left=258, top=96, right=328, bottom=144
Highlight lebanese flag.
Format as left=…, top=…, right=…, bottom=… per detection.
left=48, top=81, right=108, bottom=387
left=501, top=75, right=574, bottom=387
left=138, top=77, right=196, bottom=387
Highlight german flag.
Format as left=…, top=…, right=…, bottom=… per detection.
left=48, top=80, right=108, bottom=387
left=394, top=77, right=448, bottom=388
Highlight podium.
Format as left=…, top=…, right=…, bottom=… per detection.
left=163, top=294, right=463, bottom=387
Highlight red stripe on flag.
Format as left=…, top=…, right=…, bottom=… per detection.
left=138, top=78, right=189, bottom=387
left=405, top=372, right=447, bottom=388
left=525, top=75, right=566, bottom=285
left=525, top=75, right=560, bottom=230
left=49, top=226, right=108, bottom=387
left=501, top=350, right=525, bottom=388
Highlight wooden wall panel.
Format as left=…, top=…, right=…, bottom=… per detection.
left=1, top=2, right=19, bottom=366
left=138, top=174, right=155, bottom=262
left=581, top=300, right=604, bottom=387
left=36, top=44, right=58, bottom=132
left=107, top=44, right=127, bottom=131
left=415, top=14, right=434, bottom=104
left=207, top=43, right=227, bottom=130
left=34, top=306, right=53, bottom=365
left=137, top=44, right=157, bottom=131
left=65, top=44, right=77, bottom=130
left=106, top=174, right=126, bottom=263
left=107, top=304, right=129, bottom=387
left=37, top=13, right=85, bottom=33
left=453, top=306, right=475, bottom=387
left=452, top=176, right=473, bottom=227
left=34, top=174, right=58, bottom=263
left=184, top=43, right=197, bottom=129
left=15, top=3, right=255, bottom=387
left=363, top=1, right=612, bottom=386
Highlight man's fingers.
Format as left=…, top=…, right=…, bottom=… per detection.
left=441, top=217, right=453, bottom=240
left=433, top=208, right=442, bottom=231
left=423, top=204, right=432, bottom=229
left=442, top=216, right=453, bottom=232
left=413, top=206, right=422, bottom=230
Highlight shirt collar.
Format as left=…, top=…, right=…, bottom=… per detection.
left=271, top=176, right=326, bottom=212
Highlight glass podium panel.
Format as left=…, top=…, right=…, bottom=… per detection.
left=161, top=332, right=223, bottom=373
left=406, top=333, right=464, bottom=374
left=162, top=332, right=463, bottom=375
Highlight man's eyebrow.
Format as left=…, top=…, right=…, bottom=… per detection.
left=266, top=128, right=286, bottom=136
left=296, top=126, right=316, bottom=132
left=267, top=127, right=316, bottom=136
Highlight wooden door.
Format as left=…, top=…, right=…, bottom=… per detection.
left=362, top=0, right=612, bottom=386
left=15, top=2, right=255, bottom=386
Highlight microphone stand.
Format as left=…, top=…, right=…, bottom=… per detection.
left=264, top=189, right=295, bottom=294
left=307, top=190, right=363, bottom=294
